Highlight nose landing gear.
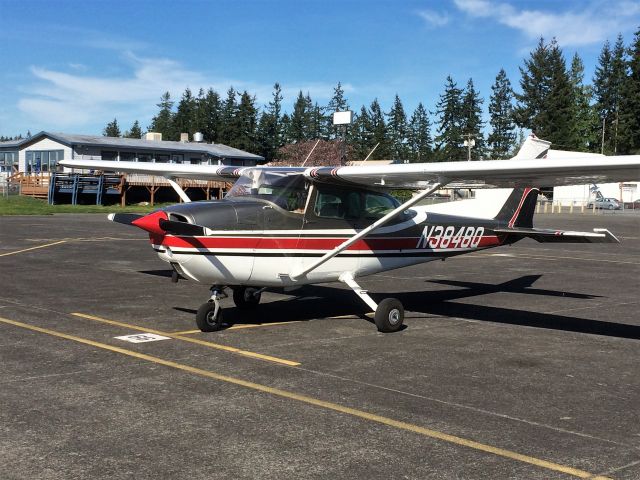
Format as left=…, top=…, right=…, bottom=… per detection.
left=196, top=285, right=264, bottom=332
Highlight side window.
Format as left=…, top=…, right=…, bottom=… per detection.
left=364, top=192, right=397, bottom=219
left=315, top=192, right=344, bottom=219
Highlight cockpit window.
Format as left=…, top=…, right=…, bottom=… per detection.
left=226, top=171, right=308, bottom=212
left=314, top=185, right=401, bottom=220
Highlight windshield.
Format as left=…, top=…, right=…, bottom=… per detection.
left=225, top=171, right=308, bottom=212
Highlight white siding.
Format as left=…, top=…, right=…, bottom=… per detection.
left=20, top=137, right=72, bottom=172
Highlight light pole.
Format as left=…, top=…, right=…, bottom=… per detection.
left=463, top=133, right=475, bottom=161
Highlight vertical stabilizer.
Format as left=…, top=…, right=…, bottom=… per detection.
left=494, top=188, right=539, bottom=228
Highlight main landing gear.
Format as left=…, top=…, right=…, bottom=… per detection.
left=196, top=286, right=263, bottom=332
left=339, top=273, right=404, bottom=333
left=195, top=279, right=402, bottom=334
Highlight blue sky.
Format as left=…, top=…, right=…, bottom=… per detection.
left=1, top=0, right=639, bottom=137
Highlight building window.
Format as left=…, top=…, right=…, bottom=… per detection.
left=102, top=151, right=117, bottom=161
left=138, top=153, right=151, bottom=162
left=25, top=149, right=64, bottom=173
left=156, top=154, right=169, bottom=163
left=120, top=152, right=135, bottom=162
left=170, top=154, right=183, bottom=164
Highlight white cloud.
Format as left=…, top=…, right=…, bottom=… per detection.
left=16, top=53, right=350, bottom=132
left=453, top=0, right=640, bottom=46
left=416, top=10, right=450, bottom=27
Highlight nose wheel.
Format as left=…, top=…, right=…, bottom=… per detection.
left=196, top=286, right=227, bottom=332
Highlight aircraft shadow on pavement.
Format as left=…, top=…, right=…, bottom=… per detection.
left=170, top=274, right=639, bottom=340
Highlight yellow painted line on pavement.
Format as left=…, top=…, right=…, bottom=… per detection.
left=71, top=312, right=300, bottom=366
left=0, top=240, right=67, bottom=257
left=172, top=321, right=303, bottom=334
left=0, top=315, right=612, bottom=480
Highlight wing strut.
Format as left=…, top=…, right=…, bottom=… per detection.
left=165, top=177, right=191, bottom=203
left=290, top=182, right=445, bottom=281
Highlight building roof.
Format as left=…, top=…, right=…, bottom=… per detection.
left=11, top=131, right=264, bottom=161
left=0, top=139, right=23, bottom=150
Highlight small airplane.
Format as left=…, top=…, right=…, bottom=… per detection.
left=60, top=135, right=640, bottom=333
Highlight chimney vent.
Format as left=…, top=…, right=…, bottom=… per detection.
left=180, top=132, right=189, bottom=143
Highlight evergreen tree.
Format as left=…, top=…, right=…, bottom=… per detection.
left=387, top=94, right=409, bottom=160
left=408, top=102, right=432, bottom=162
left=280, top=113, right=292, bottom=145
left=148, top=92, right=175, bottom=140
left=351, top=106, right=374, bottom=160
left=593, top=35, right=628, bottom=153
left=619, top=28, right=640, bottom=154
left=124, top=120, right=143, bottom=139
left=368, top=99, right=391, bottom=159
left=568, top=53, right=597, bottom=152
left=309, top=101, right=325, bottom=140
left=289, top=91, right=311, bottom=142
left=232, top=91, right=258, bottom=153
left=326, top=82, right=349, bottom=139
left=200, top=88, right=222, bottom=143
left=219, top=87, right=238, bottom=145
left=545, top=40, right=575, bottom=148
left=173, top=88, right=196, bottom=140
left=515, top=38, right=573, bottom=148
left=514, top=38, right=553, bottom=137
left=256, top=83, right=283, bottom=161
left=488, top=69, right=516, bottom=159
left=103, top=118, right=121, bottom=137
left=461, top=78, right=485, bottom=159
left=434, top=75, right=464, bottom=161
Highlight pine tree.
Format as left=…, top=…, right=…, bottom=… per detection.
left=545, top=40, right=574, bottom=148
left=488, top=69, right=516, bottom=159
left=289, top=91, right=311, bottom=142
left=351, top=106, right=374, bottom=160
left=232, top=91, right=258, bottom=153
left=200, top=88, right=222, bottom=143
left=593, top=35, right=628, bottom=153
left=618, top=28, right=640, bottom=154
left=408, top=102, right=432, bottom=162
left=568, top=53, right=597, bottom=151
left=173, top=88, right=196, bottom=140
left=434, top=75, right=464, bottom=161
left=515, top=38, right=573, bottom=149
left=219, top=87, right=238, bottom=145
left=514, top=38, right=553, bottom=137
left=256, top=83, right=283, bottom=161
left=326, top=82, right=349, bottom=139
left=103, top=118, right=121, bottom=137
left=148, top=92, right=175, bottom=140
left=124, top=120, right=143, bottom=139
left=461, top=78, right=485, bottom=159
left=368, top=99, right=391, bottom=159
left=387, top=94, right=409, bottom=160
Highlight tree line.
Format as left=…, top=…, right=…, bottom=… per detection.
left=99, top=28, right=639, bottom=163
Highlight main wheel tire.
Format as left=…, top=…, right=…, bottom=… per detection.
left=233, top=287, right=261, bottom=309
left=608, top=204, right=614, bottom=210
left=196, top=302, right=224, bottom=332
left=374, top=298, right=404, bottom=333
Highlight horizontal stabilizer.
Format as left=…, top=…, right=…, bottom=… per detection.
left=107, top=213, right=144, bottom=225
left=494, top=227, right=619, bottom=243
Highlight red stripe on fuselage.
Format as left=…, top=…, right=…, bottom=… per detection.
left=155, top=235, right=501, bottom=251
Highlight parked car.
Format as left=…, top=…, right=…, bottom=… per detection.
left=587, top=197, right=621, bottom=210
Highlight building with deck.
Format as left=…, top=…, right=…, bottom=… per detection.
left=2, top=131, right=263, bottom=204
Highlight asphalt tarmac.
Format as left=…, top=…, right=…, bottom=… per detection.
left=1, top=211, right=639, bottom=480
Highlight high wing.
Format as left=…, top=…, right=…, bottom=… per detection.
left=60, top=135, right=640, bottom=189
left=58, top=159, right=250, bottom=182
left=304, top=155, right=640, bottom=189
